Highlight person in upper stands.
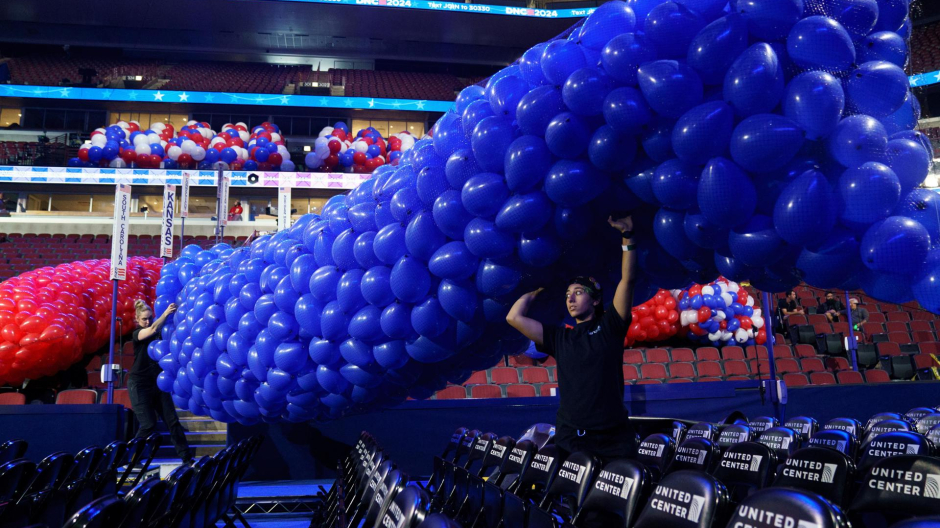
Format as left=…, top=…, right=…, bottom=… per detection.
left=777, top=290, right=804, bottom=324
left=818, top=291, right=845, bottom=323
left=228, top=201, right=243, bottom=221
left=843, top=297, right=869, bottom=330
left=506, top=215, right=637, bottom=464
left=130, top=299, right=193, bottom=464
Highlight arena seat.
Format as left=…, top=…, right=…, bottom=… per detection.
left=640, top=363, right=668, bottom=381
left=623, top=365, right=639, bottom=382
left=693, top=361, right=723, bottom=379
left=888, top=355, right=917, bottom=380
left=0, top=393, right=26, bottom=405
left=623, top=349, right=644, bottom=364
left=505, top=385, right=537, bottom=398
left=727, top=487, right=849, bottom=528
left=716, top=423, right=752, bottom=451
left=668, top=363, right=696, bottom=380
left=436, top=386, right=467, bottom=400
left=521, top=367, right=550, bottom=384
left=116, top=476, right=167, bottom=528
left=665, top=437, right=720, bottom=475
left=671, top=348, right=695, bottom=362
left=695, top=347, right=720, bottom=361
left=836, top=370, right=864, bottom=384
left=685, top=423, right=717, bottom=442
left=470, top=385, right=502, bottom=399
left=784, top=417, right=818, bottom=443
left=783, top=372, right=809, bottom=387
left=810, top=372, right=837, bottom=385
left=711, top=442, right=777, bottom=501
left=646, top=348, right=670, bottom=363
left=849, top=455, right=940, bottom=526
left=55, top=389, right=98, bottom=405
left=865, top=411, right=912, bottom=432
left=916, top=414, right=940, bottom=435
left=857, top=431, right=934, bottom=474
left=539, top=384, right=558, bottom=396
left=632, top=470, right=729, bottom=528
left=495, top=440, right=536, bottom=491
left=721, top=346, right=745, bottom=360
left=636, top=434, right=676, bottom=482
left=722, top=360, right=749, bottom=378
left=748, top=416, right=778, bottom=435
left=377, top=485, right=429, bottom=528
left=0, top=440, right=28, bottom=465
left=527, top=451, right=599, bottom=528
left=568, top=458, right=649, bottom=528
left=62, top=494, right=126, bottom=527
left=490, top=368, right=520, bottom=385
left=365, top=468, right=408, bottom=528
left=757, top=427, right=801, bottom=462
left=774, top=447, right=856, bottom=507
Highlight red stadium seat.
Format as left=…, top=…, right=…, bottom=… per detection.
left=667, top=378, right=693, bottom=383
left=521, top=367, right=550, bottom=384
left=747, top=359, right=771, bottom=376
left=104, top=389, right=132, bottom=408
left=56, top=389, right=98, bottom=405
left=794, top=344, right=816, bottom=358
left=697, top=377, right=722, bottom=382
left=470, top=385, right=502, bottom=399
left=774, top=358, right=800, bottom=374
left=722, top=360, right=750, bottom=377
left=640, top=364, right=668, bottom=380
left=876, top=342, right=903, bottom=357
left=694, top=361, right=723, bottom=378
left=669, top=363, right=696, bottom=379
left=783, top=373, right=809, bottom=387
left=671, top=348, right=695, bottom=362
left=646, top=348, right=670, bottom=363
left=508, top=355, right=536, bottom=367
left=809, top=372, right=836, bottom=385
left=919, top=342, right=940, bottom=355
left=836, top=371, right=863, bottom=384
left=825, top=357, right=850, bottom=371
left=463, top=371, right=488, bottom=385
left=635, top=379, right=663, bottom=385
left=787, top=314, right=808, bottom=326
left=505, top=385, right=537, bottom=398
left=623, top=365, right=639, bottom=382
left=863, top=369, right=891, bottom=383
left=867, top=312, right=886, bottom=323
left=886, top=311, right=911, bottom=322
left=772, top=345, right=793, bottom=358
left=489, top=368, right=519, bottom=384
left=885, top=321, right=910, bottom=333
left=539, top=384, right=558, bottom=396
left=722, top=346, right=745, bottom=360
left=813, top=323, right=832, bottom=335
left=798, top=358, right=825, bottom=373
left=0, top=392, right=26, bottom=405
left=862, top=323, right=886, bottom=337
left=909, top=320, right=933, bottom=333
left=436, top=386, right=467, bottom=400
left=913, top=354, right=937, bottom=369
left=746, top=346, right=768, bottom=359
left=912, top=331, right=935, bottom=343
left=808, top=314, right=829, bottom=326
left=623, top=349, right=644, bottom=364
left=887, top=332, right=912, bottom=344
left=695, top=347, right=720, bottom=361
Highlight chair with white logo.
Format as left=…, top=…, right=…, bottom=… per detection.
left=784, top=416, right=819, bottom=443
left=915, top=414, right=940, bottom=436
left=431, top=430, right=481, bottom=512
left=725, top=488, right=849, bottom=528
left=374, top=485, right=429, bottom=528
left=857, top=431, right=935, bottom=475
left=562, top=458, right=649, bottom=528
left=439, top=432, right=496, bottom=516
left=363, top=468, right=408, bottom=528
left=636, top=434, right=676, bottom=483
left=849, top=455, right=940, bottom=527
left=710, top=442, right=777, bottom=502
left=808, top=429, right=858, bottom=461
left=632, top=470, right=730, bottom=528
left=496, top=440, right=537, bottom=492
left=716, top=424, right=753, bottom=452
left=748, top=416, right=779, bottom=435
left=823, top=418, right=864, bottom=442
left=686, top=423, right=718, bottom=442
left=863, top=419, right=914, bottom=447
left=771, top=447, right=856, bottom=507
left=527, top=451, right=600, bottom=528
left=905, top=408, right=938, bottom=423
left=454, top=435, right=513, bottom=525
left=501, top=445, right=563, bottom=528
left=428, top=428, right=469, bottom=498
left=665, top=437, right=721, bottom=475
left=347, top=459, right=395, bottom=528
left=757, top=426, right=801, bottom=463
left=865, top=412, right=913, bottom=435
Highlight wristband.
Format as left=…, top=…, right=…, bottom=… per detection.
left=622, top=244, right=636, bottom=252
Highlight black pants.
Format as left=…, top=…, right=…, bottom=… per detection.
left=128, top=377, right=191, bottom=459
left=554, top=420, right=638, bottom=528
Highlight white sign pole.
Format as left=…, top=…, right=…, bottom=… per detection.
left=160, top=184, right=176, bottom=259
left=179, top=172, right=190, bottom=255
left=107, top=183, right=131, bottom=405
left=278, top=186, right=292, bottom=231
left=216, top=172, right=230, bottom=244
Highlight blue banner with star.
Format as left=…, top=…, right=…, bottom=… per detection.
left=0, top=84, right=455, bottom=112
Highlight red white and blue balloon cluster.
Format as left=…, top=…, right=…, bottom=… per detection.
left=69, top=120, right=295, bottom=171
left=304, top=122, right=417, bottom=173
left=149, top=0, right=939, bottom=423
left=676, top=279, right=766, bottom=347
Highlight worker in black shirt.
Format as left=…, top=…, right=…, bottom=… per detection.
left=507, top=216, right=637, bottom=462
left=130, top=299, right=193, bottom=464
left=777, top=290, right=804, bottom=325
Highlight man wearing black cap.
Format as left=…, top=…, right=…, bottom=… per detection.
left=506, top=216, right=637, bottom=462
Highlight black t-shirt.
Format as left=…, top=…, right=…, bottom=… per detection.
left=130, top=328, right=160, bottom=380
left=537, top=305, right=630, bottom=431
left=778, top=299, right=798, bottom=313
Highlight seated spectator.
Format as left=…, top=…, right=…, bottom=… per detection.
left=842, top=298, right=869, bottom=330
left=777, top=290, right=804, bottom=323
left=228, top=201, right=243, bottom=221
left=818, top=291, right=844, bottom=323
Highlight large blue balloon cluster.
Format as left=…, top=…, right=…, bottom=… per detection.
left=151, top=0, right=938, bottom=422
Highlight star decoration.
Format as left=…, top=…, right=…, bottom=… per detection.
left=128, top=91, right=139, bottom=100
left=415, top=100, right=425, bottom=109
left=318, top=98, right=329, bottom=106
left=100, top=89, right=112, bottom=99
left=280, top=96, right=290, bottom=105
left=59, top=87, right=72, bottom=97
left=203, top=93, right=215, bottom=102
left=153, top=91, right=165, bottom=101
left=368, top=99, right=375, bottom=108
left=344, top=98, right=353, bottom=107
left=178, top=92, right=189, bottom=102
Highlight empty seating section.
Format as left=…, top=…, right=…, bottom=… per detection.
left=330, top=69, right=462, bottom=100
left=7, top=56, right=159, bottom=87
left=161, top=61, right=301, bottom=93
left=912, top=21, right=940, bottom=74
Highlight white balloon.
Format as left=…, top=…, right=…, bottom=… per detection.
left=115, top=121, right=128, bottom=129
left=160, top=140, right=168, bottom=148
left=271, top=133, right=281, bottom=142
left=720, top=292, right=734, bottom=307
left=238, top=131, right=249, bottom=142
left=136, top=143, right=151, bottom=156
left=315, top=144, right=330, bottom=159
left=236, top=122, right=248, bottom=129
left=181, top=140, right=196, bottom=154
left=734, top=328, right=748, bottom=343
left=726, top=282, right=740, bottom=293
left=353, top=141, right=368, bottom=153
left=167, top=146, right=182, bottom=161
left=187, top=120, right=198, bottom=126
left=151, top=122, right=166, bottom=131
left=746, top=296, right=755, bottom=307
left=708, top=331, right=722, bottom=342
left=314, top=137, right=329, bottom=149
left=701, top=285, right=715, bottom=296
left=318, top=126, right=334, bottom=138
left=109, top=158, right=127, bottom=168
left=211, top=161, right=230, bottom=170
left=714, top=310, right=726, bottom=321
left=400, top=134, right=416, bottom=151
left=93, top=128, right=106, bottom=135
left=90, top=135, right=107, bottom=147
left=753, top=308, right=762, bottom=318
left=192, top=146, right=206, bottom=161
left=752, top=315, right=764, bottom=329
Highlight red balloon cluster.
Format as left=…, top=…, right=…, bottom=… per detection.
left=625, top=289, right=681, bottom=346
left=0, top=257, right=162, bottom=386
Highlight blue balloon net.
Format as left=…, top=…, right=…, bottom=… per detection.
left=151, top=0, right=939, bottom=423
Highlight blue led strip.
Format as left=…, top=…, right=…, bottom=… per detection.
left=257, top=0, right=596, bottom=19
left=0, top=85, right=455, bottom=112
left=910, top=70, right=940, bottom=88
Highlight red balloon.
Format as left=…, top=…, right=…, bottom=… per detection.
left=324, top=154, right=339, bottom=168
left=654, top=305, right=668, bottom=320
left=78, top=149, right=90, bottom=162
left=268, top=153, right=283, bottom=166
left=328, top=139, right=342, bottom=154
left=353, top=152, right=367, bottom=165
left=150, top=154, right=163, bottom=167
left=333, top=129, right=347, bottom=141
left=697, top=306, right=711, bottom=323
left=739, top=317, right=753, bottom=330
left=636, top=305, right=651, bottom=318
left=177, top=153, right=193, bottom=167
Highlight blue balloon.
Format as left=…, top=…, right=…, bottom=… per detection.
left=381, top=302, right=414, bottom=340
left=373, top=340, right=409, bottom=369
left=637, top=61, right=704, bottom=119
left=885, top=139, right=930, bottom=195
left=684, top=210, right=729, bottom=249
left=373, top=223, right=407, bottom=265
left=540, top=40, right=588, bottom=86
left=545, top=112, right=592, bottom=160
left=464, top=218, right=515, bottom=259
left=827, top=115, right=888, bottom=168
left=723, top=43, right=785, bottom=118
left=390, top=187, right=423, bottom=223
left=336, top=269, right=366, bottom=313
left=601, top=33, right=656, bottom=86
left=504, top=136, right=552, bottom=193
left=588, top=126, right=637, bottom=173
left=687, top=14, right=749, bottom=86
left=488, top=75, right=529, bottom=121
left=603, top=87, right=652, bottom=135
left=857, top=268, right=914, bottom=304
left=671, top=101, right=735, bottom=165
left=563, top=68, right=614, bottom=117
left=796, top=229, right=862, bottom=288
left=405, top=211, right=447, bottom=262
left=787, top=16, right=856, bottom=72
left=731, top=0, right=803, bottom=41
left=461, top=100, right=495, bottom=141
left=873, top=0, right=909, bottom=32
left=347, top=305, right=385, bottom=343
left=729, top=215, right=784, bottom=268
left=645, top=2, right=706, bottom=59
left=411, top=297, right=451, bottom=338
left=655, top=208, right=702, bottom=260
left=641, top=118, right=677, bottom=162
left=808, top=0, right=878, bottom=40
left=880, top=92, right=920, bottom=136
left=476, top=260, right=521, bottom=298
left=860, top=216, right=930, bottom=276
left=316, top=365, right=350, bottom=394
left=783, top=71, right=845, bottom=140
left=461, top=172, right=509, bottom=219
left=652, top=159, right=701, bottom=210
left=273, top=342, right=307, bottom=374
left=837, top=162, right=902, bottom=231
left=471, top=116, right=515, bottom=173
left=730, top=114, right=804, bottom=172
left=432, top=189, right=474, bottom=241
left=437, top=279, right=479, bottom=323
left=545, top=160, right=608, bottom=208
left=495, top=191, right=552, bottom=233
left=444, top=149, right=482, bottom=191
left=309, top=265, right=341, bottom=303
left=429, top=242, right=480, bottom=281
left=773, top=170, right=837, bottom=247
left=390, top=255, right=431, bottom=303
left=894, top=189, right=940, bottom=246
left=857, top=31, right=907, bottom=67
left=516, top=86, right=567, bottom=137
left=519, top=43, right=549, bottom=86
left=579, top=0, right=636, bottom=49
left=846, top=61, right=910, bottom=118
left=698, top=157, right=756, bottom=228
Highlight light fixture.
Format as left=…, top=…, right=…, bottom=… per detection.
left=135, top=75, right=143, bottom=81
left=303, top=145, right=311, bottom=152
